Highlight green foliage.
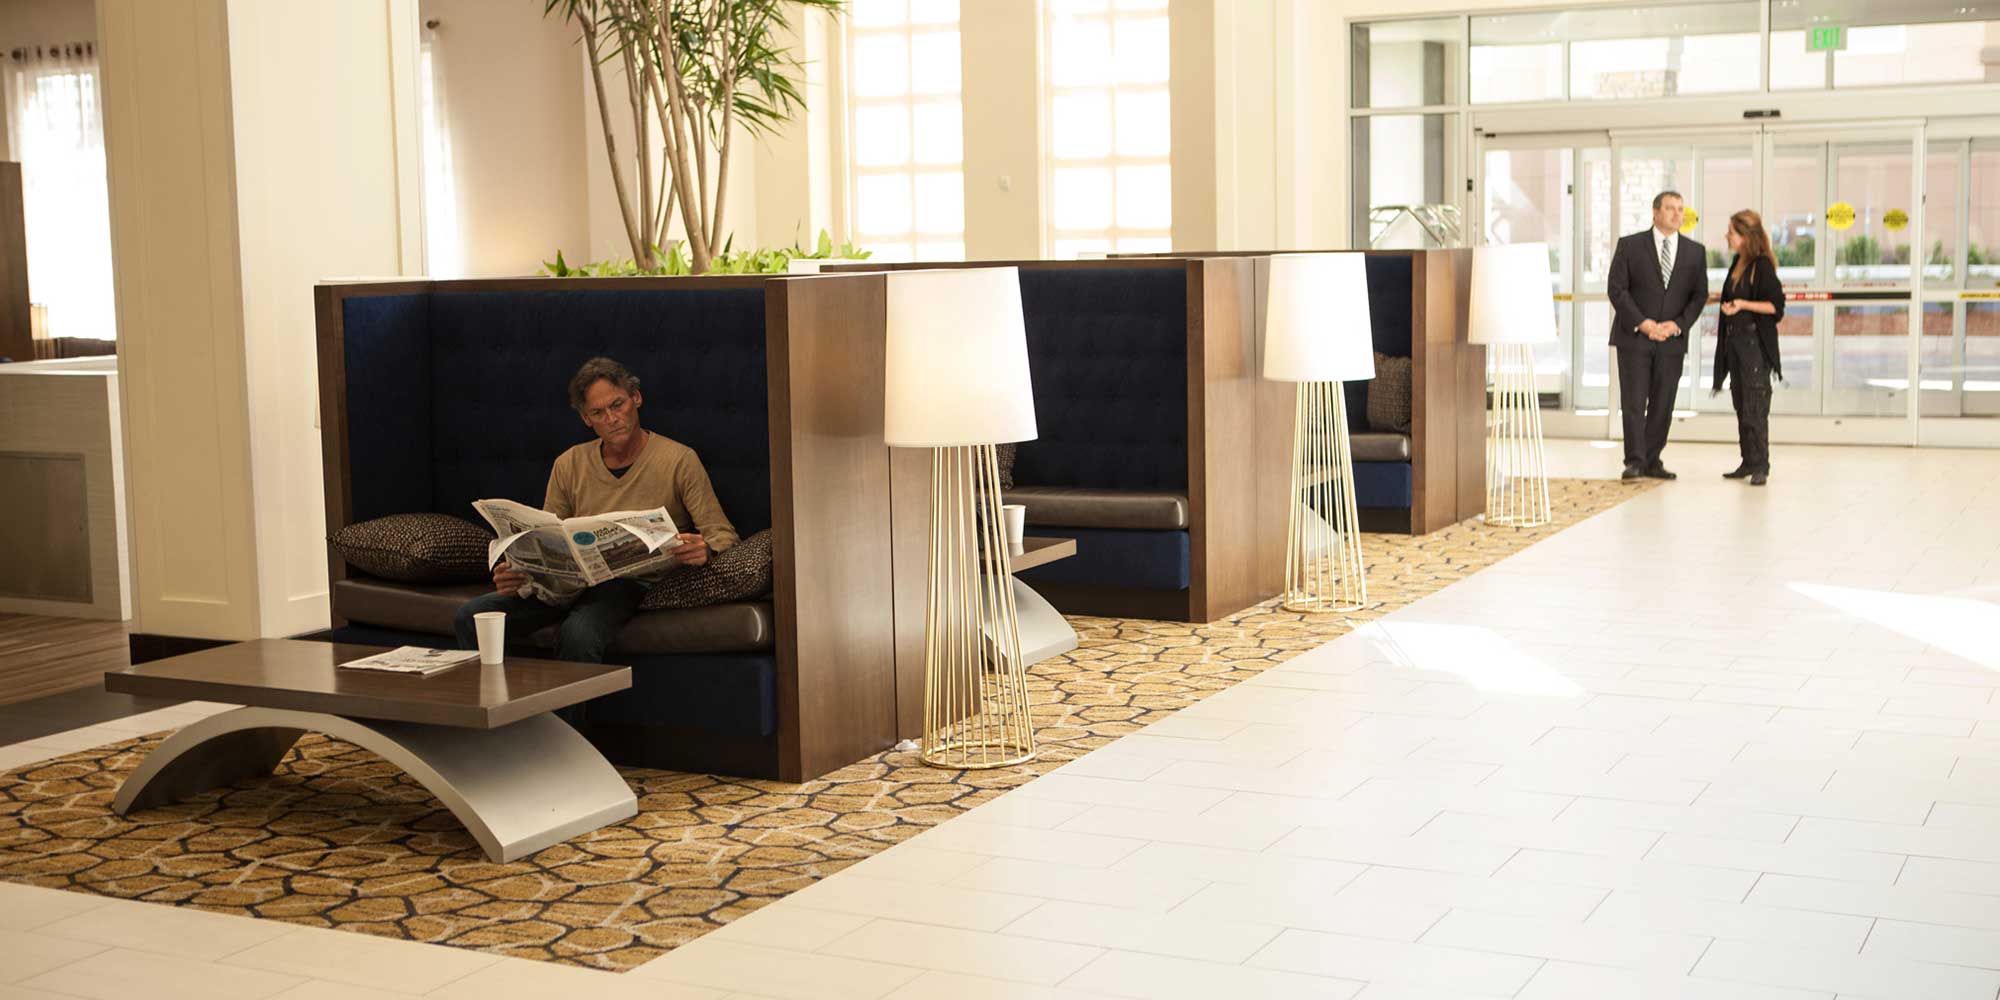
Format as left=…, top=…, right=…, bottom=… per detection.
left=540, top=229, right=870, bottom=278
left=1706, top=247, right=1726, bottom=268
left=1775, top=235, right=1815, bottom=268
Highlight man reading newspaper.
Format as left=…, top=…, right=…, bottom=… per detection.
left=452, top=357, right=738, bottom=664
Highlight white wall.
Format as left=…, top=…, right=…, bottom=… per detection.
left=419, top=0, right=586, bottom=277
left=102, top=0, right=421, bottom=640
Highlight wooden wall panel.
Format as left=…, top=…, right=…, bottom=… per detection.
left=1188, top=257, right=1272, bottom=622
left=766, top=274, right=898, bottom=780
left=1249, top=257, right=1292, bottom=610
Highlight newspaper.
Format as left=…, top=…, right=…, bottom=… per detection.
left=340, top=646, right=478, bottom=676
left=472, top=498, right=682, bottom=604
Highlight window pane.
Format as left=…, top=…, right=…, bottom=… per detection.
left=1835, top=23, right=2000, bottom=88
left=1926, top=144, right=1961, bottom=286
left=910, top=30, right=961, bottom=95
left=1054, top=166, right=1113, bottom=230
left=1470, top=44, right=1563, bottom=103
left=850, top=0, right=908, bottom=28
left=1116, top=236, right=1172, bottom=253
left=1769, top=146, right=1824, bottom=285
left=1114, top=90, right=1170, bottom=157
left=856, top=174, right=913, bottom=235
left=1113, top=15, right=1169, bottom=84
left=1052, top=92, right=1112, bottom=159
left=908, top=0, right=958, bottom=25
left=851, top=35, right=909, bottom=97
left=1049, top=0, right=1106, bottom=14
left=861, top=241, right=914, bottom=263
left=1351, top=17, right=1460, bottom=109
left=1769, top=31, right=1826, bottom=90
left=1115, top=0, right=1167, bottom=10
left=1972, top=147, right=2000, bottom=289
left=1969, top=303, right=2000, bottom=414
left=1831, top=146, right=1913, bottom=286
left=1051, top=19, right=1111, bottom=87
left=1353, top=113, right=1460, bottom=248
left=854, top=105, right=911, bottom=167
left=1831, top=304, right=1908, bottom=415
left=1116, top=164, right=1171, bottom=230
left=914, top=240, right=964, bottom=260
left=911, top=102, right=962, bottom=164
left=914, top=172, right=964, bottom=235
left=1571, top=33, right=1759, bottom=98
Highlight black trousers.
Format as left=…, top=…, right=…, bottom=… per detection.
left=1615, top=338, right=1685, bottom=470
left=1726, top=332, right=1772, bottom=474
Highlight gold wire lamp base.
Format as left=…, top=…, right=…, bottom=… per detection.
left=919, top=444, right=1037, bottom=770
left=1281, top=381, right=1367, bottom=614
left=1484, top=342, right=1552, bottom=528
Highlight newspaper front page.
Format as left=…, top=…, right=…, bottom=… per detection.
left=472, top=499, right=682, bottom=604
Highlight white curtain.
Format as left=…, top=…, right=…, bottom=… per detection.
left=419, top=24, right=462, bottom=278
left=6, top=43, right=115, bottom=342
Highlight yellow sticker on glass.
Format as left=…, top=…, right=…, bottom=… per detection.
left=1827, top=202, right=1856, bottom=231
left=1884, top=209, right=1909, bottom=232
left=1680, top=207, right=1699, bottom=235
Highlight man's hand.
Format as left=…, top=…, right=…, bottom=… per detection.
left=674, top=532, right=709, bottom=567
left=1638, top=319, right=1660, bottom=338
left=1659, top=320, right=1681, bottom=338
left=492, top=558, right=527, bottom=595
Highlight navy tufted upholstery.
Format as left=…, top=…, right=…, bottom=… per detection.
left=1013, top=268, right=1188, bottom=491
left=425, top=289, right=772, bottom=535
left=1017, top=528, right=1190, bottom=590
left=342, top=294, right=435, bottom=523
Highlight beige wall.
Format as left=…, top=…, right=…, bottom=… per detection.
left=959, top=1, right=1043, bottom=261
left=420, top=0, right=586, bottom=278
left=103, top=0, right=421, bottom=640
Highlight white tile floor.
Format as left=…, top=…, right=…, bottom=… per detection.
left=0, top=440, right=1995, bottom=999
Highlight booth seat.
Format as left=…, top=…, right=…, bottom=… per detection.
left=314, top=275, right=899, bottom=781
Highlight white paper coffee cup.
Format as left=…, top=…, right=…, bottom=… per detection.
left=1001, top=503, right=1027, bottom=546
left=474, top=611, right=507, bottom=665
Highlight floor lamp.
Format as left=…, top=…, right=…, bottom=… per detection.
left=1471, top=242, right=1559, bottom=528
left=884, top=267, right=1039, bottom=770
left=1264, top=254, right=1376, bottom=613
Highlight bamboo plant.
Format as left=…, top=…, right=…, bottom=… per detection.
left=544, top=0, right=842, bottom=274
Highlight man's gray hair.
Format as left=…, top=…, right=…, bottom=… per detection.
left=568, top=357, right=642, bottom=412
left=1653, top=190, right=1683, bottom=210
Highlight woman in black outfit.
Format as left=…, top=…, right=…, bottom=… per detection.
left=1714, top=210, right=1786, bottom=485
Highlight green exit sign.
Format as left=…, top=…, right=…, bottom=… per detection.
left=1808, top=25, right=1845, bottom=52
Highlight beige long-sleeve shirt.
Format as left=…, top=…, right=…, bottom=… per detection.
left=543, top=431, right=739, bottom=554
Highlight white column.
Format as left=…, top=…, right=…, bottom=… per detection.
left=1171, top=0, right=1280, bottom=253
left=960, top=0, right=1044, bottom=261
left=101, top=0, right=425, bottom=640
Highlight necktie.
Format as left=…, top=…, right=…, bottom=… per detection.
left=1659, top=236, right=1672, bottom=288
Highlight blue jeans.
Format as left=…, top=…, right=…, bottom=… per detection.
left=452, top=579, right=648, bottom=664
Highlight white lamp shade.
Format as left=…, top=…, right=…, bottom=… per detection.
left=884, top=267, right=1038, bottom=447
left=1468, top=242, right=1560, bottom=345
left=1263, top=253, right=1376, bottom=382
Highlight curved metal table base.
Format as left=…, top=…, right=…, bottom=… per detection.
left=113, top=707, right=637, bottom=863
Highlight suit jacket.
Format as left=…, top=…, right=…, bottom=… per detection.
left=1712, top=254, right=1787, bottom=392
left=1607, top=228, right=1709, bottom=355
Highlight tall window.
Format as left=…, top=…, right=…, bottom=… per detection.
left=847, top=0, right=964, bottom=262
left=6, top=43, right=114, bottom=344
left=1044, top=0, right=1171, bottom=257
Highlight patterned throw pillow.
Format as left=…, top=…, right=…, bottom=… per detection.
left=330, top=513, right=493, bottom=583
left=1367, top=352, right=1413, bottom=433
left=996, top=442, right=1018, bottom=490
left=640, top=529, right=774, bottom=610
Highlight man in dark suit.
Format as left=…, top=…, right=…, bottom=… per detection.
left=1607, top=190, right=1709, bottom=480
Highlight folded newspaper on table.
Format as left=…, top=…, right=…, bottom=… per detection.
left=340, top=646, right=478, bottom=676
left=472, top=498, right=682, bottom=604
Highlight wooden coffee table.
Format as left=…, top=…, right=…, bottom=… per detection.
left=103, top=639, right=637, bottom=863
left=992, top=536, right=1080, bottom=664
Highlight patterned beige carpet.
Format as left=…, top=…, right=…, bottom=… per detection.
left=0, top=478, right=1652, bottom=971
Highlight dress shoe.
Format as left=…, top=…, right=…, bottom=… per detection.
left=1621, top=464, right=1645, bottom=481
left=1722, top=465, right=1752, bottom=479
left=1750, top=472, right=1767, bottom=486
left=1643, top=465, right=1677, bottom=480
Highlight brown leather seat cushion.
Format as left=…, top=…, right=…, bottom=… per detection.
left=1002, top=487, right=1188, bottom=531
left=1349, top=432, right=1412, bottom=462
left=331, top=576, right=775, bottom=654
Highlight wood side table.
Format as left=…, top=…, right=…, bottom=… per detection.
left=104, top=639, right=637, bottom=862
